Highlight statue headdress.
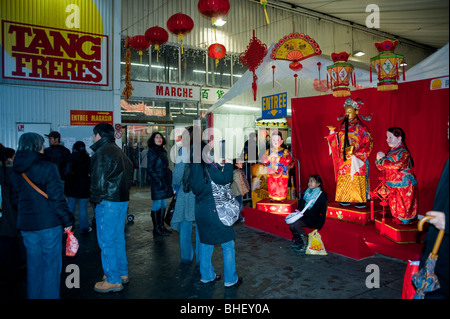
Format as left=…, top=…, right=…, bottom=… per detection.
left=337, top=97, right=372, bottom=121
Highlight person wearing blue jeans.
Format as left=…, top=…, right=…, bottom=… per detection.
left=179, top=221, right=200, bottom=264
left=200, top=240, right=238, bottom=286
left=186, top=137, right=242, bottom=288
left=171, top=132, right=201, bottom=264
left=95, top=200, right=129, bottom=286
left=67, top=197, right=90, bottom=232
left=21, top=225, right=63, bottom=298
left=10, top=132, right=74, bottom=299
left=90, top=123, right=133, bottom=293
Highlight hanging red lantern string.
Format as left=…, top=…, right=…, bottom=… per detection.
left=167, top=13, right=194, bottom=55
left=198, top=0, right=230, bottom=41
left=208, top=43, right=227, bottom=67
left=129, top=35, right=150, bottom=64
left=145, top=26, right=169, bottom=63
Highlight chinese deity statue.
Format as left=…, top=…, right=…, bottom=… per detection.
left=325, top=98, right=373, bottom=208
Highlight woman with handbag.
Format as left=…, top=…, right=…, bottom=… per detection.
left=10, top=133, right=74, bottom=299
left=147, top=131, right=174, bottom=236
left=183, top=136, right=242, bottom=287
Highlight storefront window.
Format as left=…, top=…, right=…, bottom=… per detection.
left=182, top=47, right=207, bottom=86
left=121, top=38, right=150, bottom=82
left=208, top=55, right=232, bottom=88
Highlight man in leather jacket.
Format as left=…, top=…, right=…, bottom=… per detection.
left=90, top=123, right=133, bottom=293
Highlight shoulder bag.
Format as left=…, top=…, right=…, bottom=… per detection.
left=205, top=164, right=240, bottom=226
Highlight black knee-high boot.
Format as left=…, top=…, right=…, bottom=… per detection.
left=159, top=209, right=171, bottom=234
left=151, top=211, right=168, bottom=236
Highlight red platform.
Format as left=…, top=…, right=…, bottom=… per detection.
left=256, top=199, right=298, bottom=214
left=326, top=202, right=377, bottom=225
left=374, top=216, right=426, bottom=244
left=242, top=205, right=424, bottom=261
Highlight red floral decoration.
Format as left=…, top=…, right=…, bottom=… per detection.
left=198, top=0, right=230, bottom=41
left=239, top=30, right=268, bottom=101
left=208, top=43, right=227, bottom=67
left=167, top=13, right=194, bottom=54
left=145, top=26, right=169, bottom=63
left=129, top=35, right=150, bottom=63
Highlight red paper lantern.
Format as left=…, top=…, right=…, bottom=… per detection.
left=208, top=43, right=226, bottom=67
left=145, top=26, right=169, bottom=62
left=167, top=13, right=194, bottom=54
left=129, top=35, right=150, bottom=63
left=198, top=0, right=230, bottom=40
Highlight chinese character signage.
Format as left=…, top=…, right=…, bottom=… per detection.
left=261, top=92, right=287, bottom=119
left=201, top=88, right=229, bottom=104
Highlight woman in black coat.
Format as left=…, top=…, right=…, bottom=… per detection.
left=184, top=139, right=242, bottom=287
left=64, top=141, right=91, bottom=233
left=288, top=174, right=328, bottom=254
left=10, top=133, right=74, bottom=299
left=147, top=132, right=173, bottom=236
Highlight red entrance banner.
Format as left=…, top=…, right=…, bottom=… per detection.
left=70, top=110, right=113, bottom=126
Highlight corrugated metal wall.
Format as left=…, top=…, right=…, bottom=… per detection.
left=121, top=0, right=432, bottom=66
left=0, top=0, right=122, bottom=148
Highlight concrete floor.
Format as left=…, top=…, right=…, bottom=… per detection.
left=1, top=187, right=410, bottom=301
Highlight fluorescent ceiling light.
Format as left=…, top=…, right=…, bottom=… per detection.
left=223, top=104, right=260, bottom=112
left=353, top=50, right=365, bottom=57
left=400, top=61, right=408, bottom=67
left=213, top=18, right=227, bottom=27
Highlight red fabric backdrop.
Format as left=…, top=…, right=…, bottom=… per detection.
left=291, top=79, right=449, bottom=213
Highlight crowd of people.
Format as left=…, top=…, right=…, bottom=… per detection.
left=0, top=121, right=448, bottom=299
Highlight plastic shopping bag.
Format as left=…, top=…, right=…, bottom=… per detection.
left=65, top=229, right=79, bottom=257
left=305, top=230, right=327, bottom=256
left=402, top=260, right=420, bottom=299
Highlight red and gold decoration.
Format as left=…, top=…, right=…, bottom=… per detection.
left=198, top=0, right=230, bottom=41
left=129, top=35, right=151, bottom=64
left=208, top=42, right=227, bottom=67
left=144, top=26, right=169, bottom=63
left=239, top=30, right=268, bottom=101
left=370, top=39, right=404, bottom=91
left=270, top=33, right=321, bottom=71
left=326, top=52, right=355, bottom=97
left=122, top=36, right=134, bottom=101
left=260, top=0, right=270, bottom=24
left=271, top=33, right=321, bottom=96
left=167, top=12, right=194, bottom=54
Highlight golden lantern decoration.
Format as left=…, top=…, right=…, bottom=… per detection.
left=370, top=39, right=404, bottom=91
left=326, top=52, right=355, bottom=97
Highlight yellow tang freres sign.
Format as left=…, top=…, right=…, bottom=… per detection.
left=1, top=0, right=108, bottom=86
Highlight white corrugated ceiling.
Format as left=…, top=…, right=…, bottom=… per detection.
left=268, top=0, right=448, bottom=49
